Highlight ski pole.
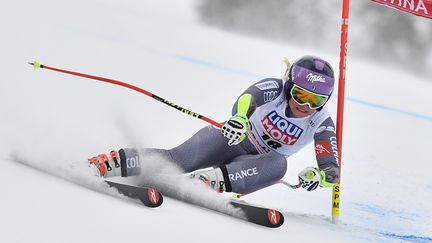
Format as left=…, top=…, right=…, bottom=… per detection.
left=232, top=180, right=302, bottom=198
left=28, top=61, right=222, bottom=128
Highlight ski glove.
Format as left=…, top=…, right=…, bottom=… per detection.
left=221, top=114, right=250, bottom=146
left=298, top=167, right=336, bottom=191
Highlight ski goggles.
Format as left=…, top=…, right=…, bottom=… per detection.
left=290, top=84, right=329, bottom=109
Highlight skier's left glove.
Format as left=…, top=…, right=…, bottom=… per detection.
left=221, top=114, right=250, bottom=146
left=298, top=167, right=337, bottom=191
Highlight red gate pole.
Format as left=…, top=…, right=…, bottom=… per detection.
left=332, top=0, right=350, bottom=224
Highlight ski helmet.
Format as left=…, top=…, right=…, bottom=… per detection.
left=283, top=55, right=335, bottom=111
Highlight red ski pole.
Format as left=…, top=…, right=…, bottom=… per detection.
left=29, top=61, right=222, bottom=128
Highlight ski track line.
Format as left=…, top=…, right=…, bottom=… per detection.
left=349, top=202, right=423, bottom=222
left=348, top=202, right=432, bottom=242
left=381, top=233, right=432, bottom=242
left=173, top=54, right=432, bottom=123
left=64, top=27, right=432, bottom=123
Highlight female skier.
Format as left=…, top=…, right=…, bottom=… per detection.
left=88, top=55, right=340, bottom=193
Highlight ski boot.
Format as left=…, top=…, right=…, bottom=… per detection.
left=88, top=148, right=142, bottom=178
left=189, top=167, right=228, bottom=193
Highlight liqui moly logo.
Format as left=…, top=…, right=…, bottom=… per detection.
left=306, top=73, right=326, bottom=83
left=261, top=111, right=303, bottom=145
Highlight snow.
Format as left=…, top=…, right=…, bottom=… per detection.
left=1, top=0, right=432, bottom=242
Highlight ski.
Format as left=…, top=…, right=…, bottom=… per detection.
left=230, top=200, right=284, bottom=228
left=105, top=180, right=163, bottom=208
left=118, top=183, right=283, bottom=227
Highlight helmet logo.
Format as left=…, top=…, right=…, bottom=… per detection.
left=306, top=73, right=326, bottom=83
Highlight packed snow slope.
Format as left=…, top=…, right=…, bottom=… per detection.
left=1, top=0, right=432, bottom=242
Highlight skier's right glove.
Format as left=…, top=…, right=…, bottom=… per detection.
left=221, top=114, right=250, bottom=146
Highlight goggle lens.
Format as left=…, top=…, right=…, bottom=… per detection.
left=290, top=85, right=329, bottom=109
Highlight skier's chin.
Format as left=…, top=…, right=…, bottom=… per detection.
left=293, top=107, right=312, bottom=118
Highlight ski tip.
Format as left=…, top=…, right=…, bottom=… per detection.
left=28, top=61, right=43, bottom=69
left=267, top=209, right=284, bottom=228
left=144, top=188, right=164, bottom=208
left=105, top=180, right=164, bottom=208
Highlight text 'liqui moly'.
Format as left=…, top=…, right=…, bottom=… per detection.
left=261, top=111, right=303, bottom=145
